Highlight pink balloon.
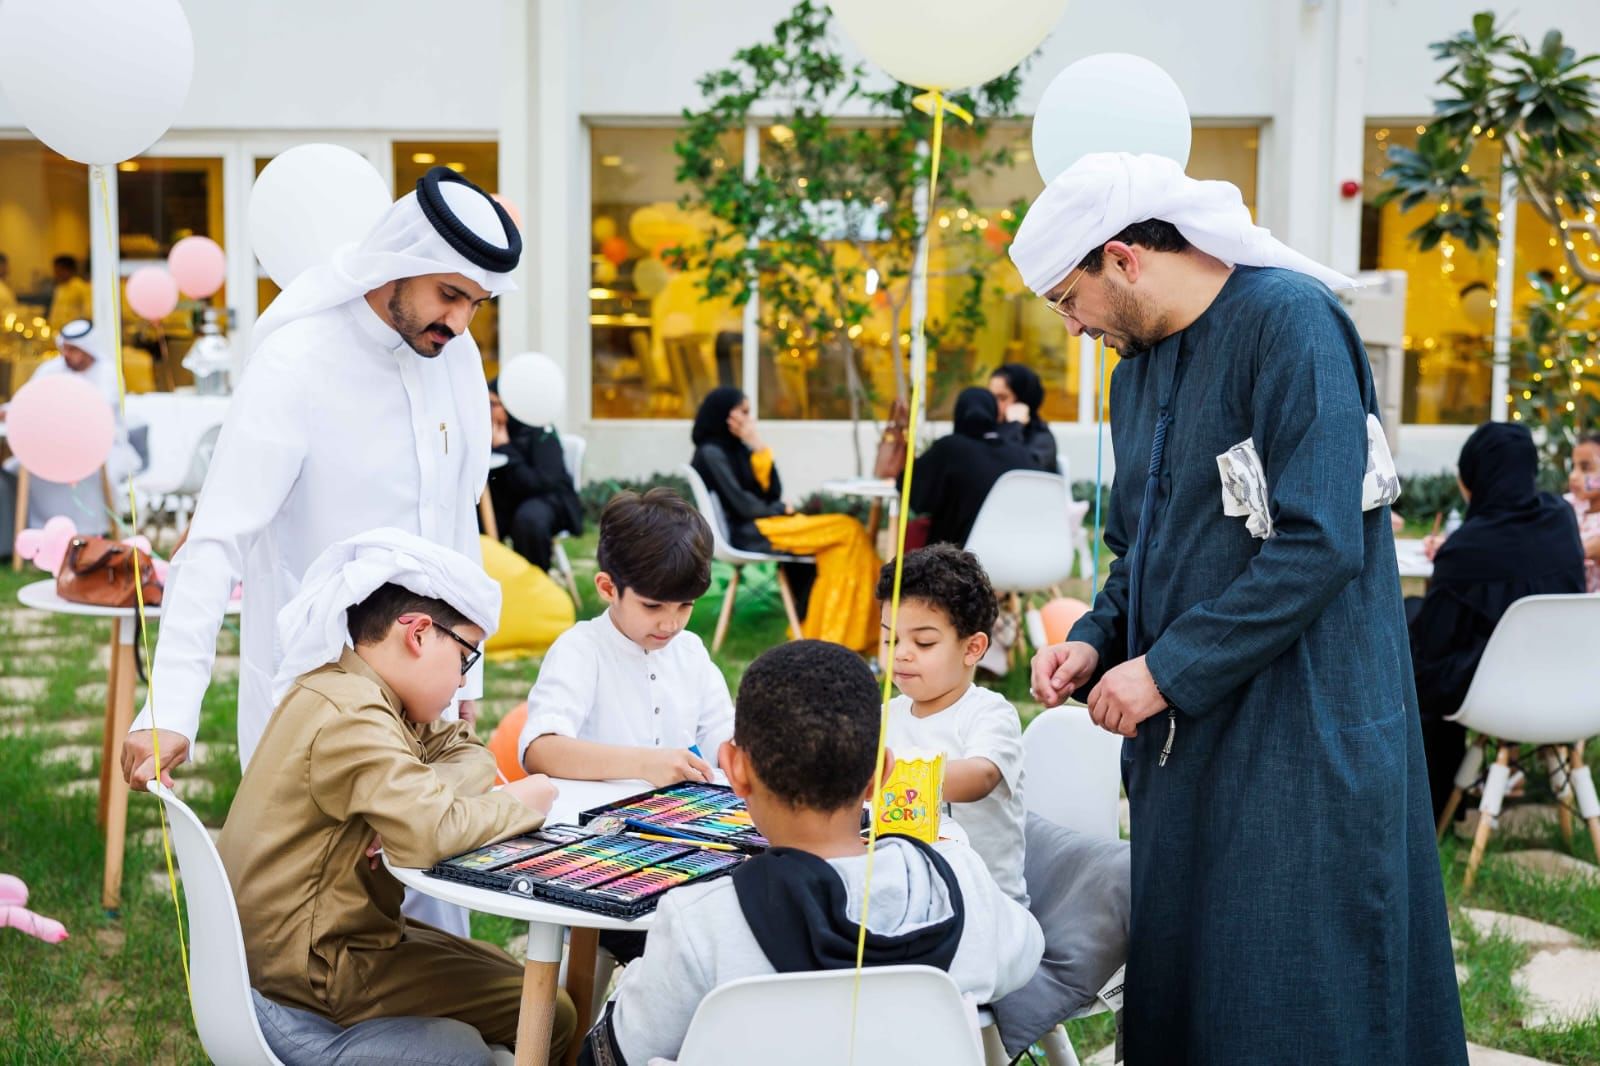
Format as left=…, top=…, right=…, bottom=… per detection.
left=7, top=376, right=114, bottom=482
left=492, top=194, right=523, bottom=231
left=167, top=236, right=226, bottom=299
left=126, top=266, right=180, bottom=322
left=14, top=516, right=78, bottom=576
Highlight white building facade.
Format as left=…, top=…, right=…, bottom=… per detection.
left=2, top=0, right=1595, bottom=492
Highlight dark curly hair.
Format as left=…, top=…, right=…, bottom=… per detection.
left=735, top=640, right=881, bottom=811
left=1076, top=218, right=1190, bottom=275
left=876, top=544, right=997, bottom=639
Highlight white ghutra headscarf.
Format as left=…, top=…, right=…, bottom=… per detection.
left=1009, top=152, right=1354, bottom=295
left=272, top=528, right=502, bottom=706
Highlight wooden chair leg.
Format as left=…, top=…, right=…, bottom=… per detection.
left=1438, top=739, right=1484, bottom=842
left=712, top=566, right=740, bottom=654
left=1464, top=746, right=1511, bottom=894
left=1436, top=788, right=1465, bottom=843
left=11, top=468, right=29, bottom=571
left=775, top=567, right=803, bottom=641
left=1554, top=746, right=1575, bottom=851
left=478, top=490, right=499, bottom=542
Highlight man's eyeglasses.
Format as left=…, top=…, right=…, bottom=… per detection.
left=400, top=614, right=482, bottom=675
left=1044, top=265, right=1089, bottom=323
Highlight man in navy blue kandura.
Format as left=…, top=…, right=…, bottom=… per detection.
left=1010, top=152, right=1466, bottom=1065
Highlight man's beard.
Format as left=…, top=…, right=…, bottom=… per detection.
left=387, top=280, right=455, bottom=357
left=1103, top=282, right=1167, bottom=358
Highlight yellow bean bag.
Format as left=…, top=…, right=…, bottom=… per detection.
left=480, top=535, right=576, bottom=660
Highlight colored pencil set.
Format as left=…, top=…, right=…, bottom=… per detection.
left=580, top=782, right=770, bottom=851
left=426, top=822, right=745, bottom=918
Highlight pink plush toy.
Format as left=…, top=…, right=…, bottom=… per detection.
left=0, top=874, right=69, bottom=944
left=14, top=516, right=78, bottom=576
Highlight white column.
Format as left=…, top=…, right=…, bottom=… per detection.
left=223, top=145, right=259, bottom=355
left=497, top=0, right=532, bottom=360
left=500, top=0, right=584, bottom=428
left=909, top=140, right=930, bottom=434
left=1273, top=0, right=1336, bottom=261
left=741, top=121, right=760, bottom=401
left=1076, top=333, right=1096, bottom=425
left=1327, top=0, right=1368, bottom=277
left=88, top=165, right=120, bottom=341
left=1490, top=169, right=1518, bottom=422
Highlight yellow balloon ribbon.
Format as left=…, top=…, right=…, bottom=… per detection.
left=91, top=163, right=192, bottom=997
left=850, top=88, right=972, bottom=1059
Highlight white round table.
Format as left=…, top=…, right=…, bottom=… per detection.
left=820, top=477, right=902, bottom=551
left=18, top=578, right=239, bottom=911
left=386, top=777, right=656, bottom=1066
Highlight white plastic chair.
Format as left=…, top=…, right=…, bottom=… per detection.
left=136, top=422, right=221, bottom=546
left=1023, top=707, right=1124, bottom=841
left=679, top=464, right=814, bottom=653
left=675, top=966, right=983, bottom=1065
left=966, top=470, right=1089, bottom=596
left=549, top=433, right=587, bottom=605
left=148, top=783, right=515, bottom=1066
left=1436, top=594, right=1600, bottom=891
left=147, top=780, right=286, bottom=1066
left=1004, top=707, right=1125, bottom=1066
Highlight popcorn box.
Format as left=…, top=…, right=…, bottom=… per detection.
left=876, top=752, right=944, bottom=843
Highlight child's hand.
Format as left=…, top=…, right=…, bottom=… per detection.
left=503, top=773, right=559, bottom=817
left=365, top=834, right=383, bottom=871
left=639, top=748, right=716, bottom=787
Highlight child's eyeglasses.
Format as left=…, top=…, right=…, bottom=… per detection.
left=400, top=614, right=482, bottom=675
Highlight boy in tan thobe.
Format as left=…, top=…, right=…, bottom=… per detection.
left=216, top=529, right=576, bottom=1055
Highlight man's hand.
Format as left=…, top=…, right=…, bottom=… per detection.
left=638, top=748, right=715, bottom=787
left=503, top=773, right=559, bottom=817
left=1086, top=656, right=1167, bottom=738
left=457, top=699, right=480, bottom=727
left=1030, top=641, right=1100, bottom=707
left=121, top=729, right=191, bottom=791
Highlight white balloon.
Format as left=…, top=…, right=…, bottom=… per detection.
left=249, top=145, right=392, bottom=287
left=1031, top=54, right=1192, bottom=184
left=498, top=352, right=567, bottom=428
left=830, top=0, right=1067, bottom=90
left=0, top=0, right=194, bottom=165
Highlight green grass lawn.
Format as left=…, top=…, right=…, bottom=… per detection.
left=2, top=539, right=1598, bottom=1063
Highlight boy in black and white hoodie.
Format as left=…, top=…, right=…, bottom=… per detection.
left=580, top=640, right=1043, bottom=1065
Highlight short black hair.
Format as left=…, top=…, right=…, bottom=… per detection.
left=52, top=254, right=77, bottom=273
left=596, top=488, right=713, bottom=602
left=1577, top=432, right=1600, bottom=451
left=876, top=544, right=997, bottom=639
left=346, top=582, right=472, bottom=646
left=735, top=640, right=881, bottom=811
left=1076, top=218, right=1190, bottom=275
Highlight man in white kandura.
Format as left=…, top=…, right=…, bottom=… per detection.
left=122, top=167, right=518, bottom=788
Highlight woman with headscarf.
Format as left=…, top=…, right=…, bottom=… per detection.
left=910, top=387, right=1038, bottom=549
left=690, top=387, right=880, bottom=652
left=1409, top=422, right=1585, bottom=822
left=486, top=378, right=582, bottom=570
left=989, top=363, right=1059, bottom=473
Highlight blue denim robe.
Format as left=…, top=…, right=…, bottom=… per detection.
left=1069, top=267, right=1467, bottom=1064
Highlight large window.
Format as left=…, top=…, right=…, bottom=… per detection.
left=394, top=141, right=503, bottom=372
left=589, top=127, right=742, bottom=419
left=1361, top=123, right=1583, bottom=424
left=117, top=155, right=225, bottom=389
left=0, top=141, right=90, bottom=399
left=588, top=123, right=1259, bottom=422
